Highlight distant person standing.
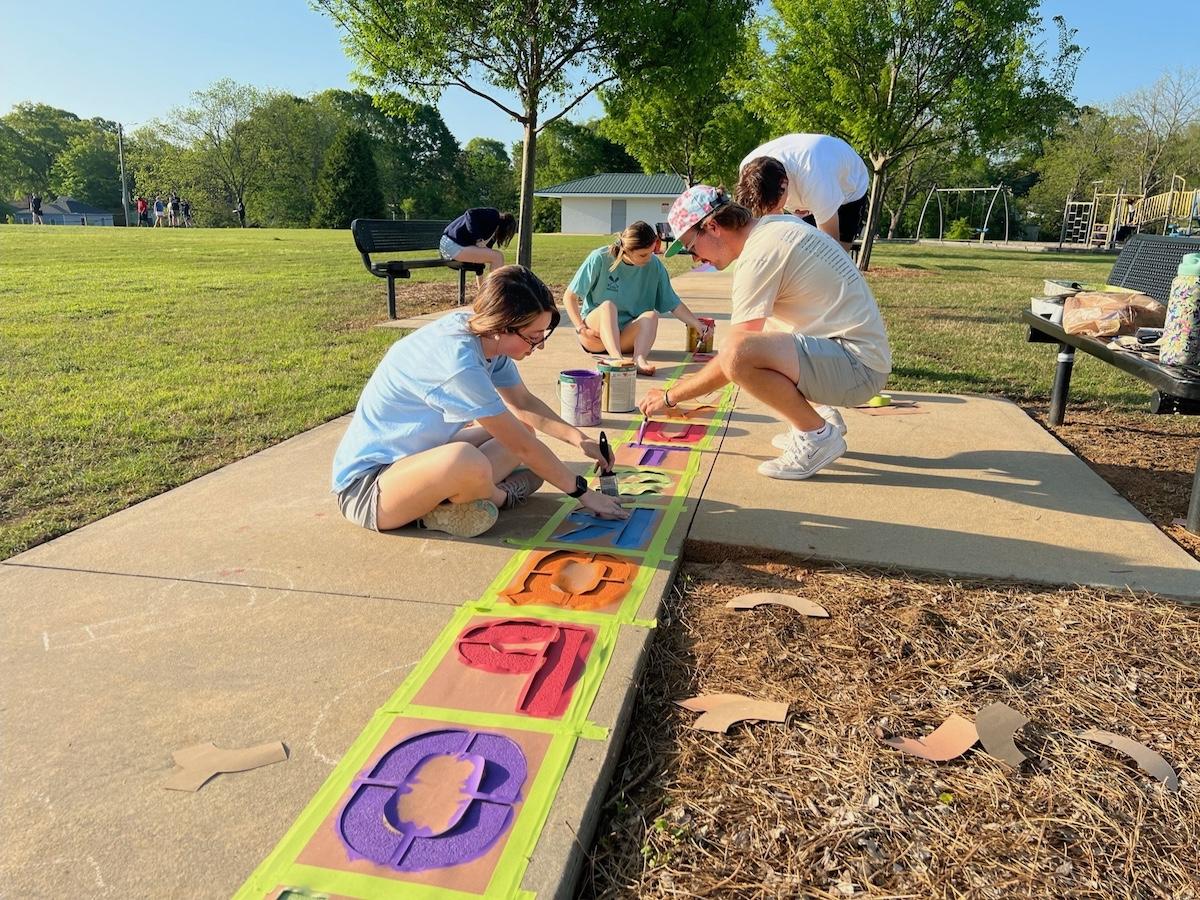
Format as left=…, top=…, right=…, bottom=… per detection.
left=153, top=196, right=165, bottom=227
left=168, top=193, right=180, bottom=227
left=29, top=194, right=43, bottom=225
left=136, top=195, right=149, bottom=226
left=736, top=133, right=870, bottom=252
left=234, top=199, right=246, bottom=228
left=181, top=198, right=192, bottom=227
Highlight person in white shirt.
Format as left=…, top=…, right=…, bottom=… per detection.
left=736, top=133, right=870, bottom=251
left=641, top=186, right=891, bottom=481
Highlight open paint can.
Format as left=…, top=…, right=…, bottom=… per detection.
left=599, top=360, right=637, bottom=413
left=557, top=369, right=601, bottom=426
left=687, top=317, right=716, bottom=353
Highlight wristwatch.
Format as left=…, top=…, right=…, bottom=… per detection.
left=567, top=474, right=589, bottom=498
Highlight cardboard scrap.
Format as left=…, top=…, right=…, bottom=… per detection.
left=725, top=591, right=829, bottom=618
left=1077, top=728, right=1179, bottom=791
left=881, top=714, right=978, bottom=761
left=163, top=740, right=288, bottom=791
left=676, top=693, right=789, bottom=734
left=976, top=702, right=1030, bottom=768
left=855, top=402, right=926, bottom=416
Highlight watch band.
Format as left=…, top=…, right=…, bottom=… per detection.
left=567, top=474, right=589, bottom=498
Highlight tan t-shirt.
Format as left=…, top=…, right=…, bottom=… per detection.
left=731, top=216, right=891, bottom=374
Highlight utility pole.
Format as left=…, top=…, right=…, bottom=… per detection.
left=117, top=123, right=130, bottom=227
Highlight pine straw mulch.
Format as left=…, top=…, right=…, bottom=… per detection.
left=580, top=558, right=1200, bottom=899
left=1021, top=405, right=1199, bottom=561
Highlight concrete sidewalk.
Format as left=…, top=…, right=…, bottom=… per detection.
left=3, top=269, right=1198, bottom=898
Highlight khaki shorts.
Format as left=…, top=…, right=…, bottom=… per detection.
left=792, top=334, right=888, bottom=408
left=337, top=465, right=386, bottom=531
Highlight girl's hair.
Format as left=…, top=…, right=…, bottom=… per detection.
left=734, top=156, right=788, bottom=216
left=493, top=212, right=517, bottom=247
left=468, top=265, right=560, bottom=336
left=607, top=220, right=658, bottom=271
left=706, top=186, right=754, bottom=231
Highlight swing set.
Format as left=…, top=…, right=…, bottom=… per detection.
left=915, top=184, right=1011, bottom=243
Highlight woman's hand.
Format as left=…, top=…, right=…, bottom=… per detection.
left=579, top=490, right=628, bottom=519
left=578, top=437, right=608, bottom=469
left=578, top=324, right=602, bottom=343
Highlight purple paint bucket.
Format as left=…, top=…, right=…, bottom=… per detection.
left=557, top=369, right=601, bottom=426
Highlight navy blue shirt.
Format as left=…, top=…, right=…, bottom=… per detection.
left=444, top=207, right=500, bottom=247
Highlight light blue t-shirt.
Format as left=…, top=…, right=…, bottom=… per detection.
left=331, top=310, right=522, bottom=492
left=568, top=247, right=681, bottom=330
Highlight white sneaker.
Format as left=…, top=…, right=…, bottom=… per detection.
left=758, top=427, right=847, bottom=480
left=772, top=406, right=846, bottom=450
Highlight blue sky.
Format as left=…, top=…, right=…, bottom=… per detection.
left=0, top=1, right=1192, bottom=148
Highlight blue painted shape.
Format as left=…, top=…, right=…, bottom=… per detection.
left=556, top=508, right=658, bottom=549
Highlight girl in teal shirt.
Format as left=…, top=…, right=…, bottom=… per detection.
left=564, top=221, right=710, bottom=375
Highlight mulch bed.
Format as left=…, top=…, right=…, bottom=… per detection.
left=387, top=281, right=568, bottom=321
left=580, top=560, right=1200, bottom=899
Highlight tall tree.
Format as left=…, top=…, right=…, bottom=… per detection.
left=749, top=1, right=1081, bottom=269
left=0, top=103, right=89, bottom=198
left=459, top=138, right=518, bottom=211
left=49, top=130, right=121, bottom=212
left=311, top=126, right=385, bottom=228
left=251, top=94, right=341, bottom=227
left=164, top=79, right=268, bottom=221
left=315, top=0, right=752, bottom=266
left=1111, top=68, right=1200, bottom=196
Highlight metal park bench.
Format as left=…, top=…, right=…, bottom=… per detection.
left=1023, top=233, right=1200, bottom=533
left=351, top=218, right=486, bottom=319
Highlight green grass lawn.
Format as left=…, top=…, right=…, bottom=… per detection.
left=0, top=226, right=1139, bottom=559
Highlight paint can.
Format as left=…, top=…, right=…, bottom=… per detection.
left=598, top=360, right=637, bottom=413
left=557, top=369, right=601, bottom=426
left=686, top=317, right=716, bottom=354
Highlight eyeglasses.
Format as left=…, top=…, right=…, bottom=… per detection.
left=681, top=222, right=708, bottom=259
left=509, top=324, right=555, bottom=349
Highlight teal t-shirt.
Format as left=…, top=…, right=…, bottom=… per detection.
left=568, top=247, right=681, bottom=330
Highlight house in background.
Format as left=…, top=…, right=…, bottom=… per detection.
left=8, top=197, right=115, bottom=226
left=534, top=173, right=686, bottom=234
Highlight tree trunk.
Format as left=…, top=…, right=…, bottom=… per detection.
left=857, top=164, right=886, bottom=272
left=517, top=115, right=538, bottom=268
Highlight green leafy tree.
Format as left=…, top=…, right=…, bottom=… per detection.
left=0, top=103, right=90, bottom=198
left=748, top=1, right=1082, bottom=269
left=458, top=138, right=518, bottom=212
left=49, top=130, right=121, bottom=212
left=1026, top=108, right=1118, bottom=238
left=311, top=126, right=385, bottom=228
left=250, top=94, right=340, bottom=227
left=315, top=0, right=753, bottom=266
left=163, top=79, right=268, bottom=222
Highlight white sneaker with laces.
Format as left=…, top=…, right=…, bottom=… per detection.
left=772, top=406, right=846, bottom=450
left=758, top=426, right=847, bottom=480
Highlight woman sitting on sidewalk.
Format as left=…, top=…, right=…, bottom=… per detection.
left=332, top=266, right=627, bottom=537
left=438, top=206, right=518, bottom=282
left=564, top=221, right=711, bottom=376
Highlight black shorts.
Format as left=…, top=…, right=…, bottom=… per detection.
left=801, top=193, right=868, bottom=243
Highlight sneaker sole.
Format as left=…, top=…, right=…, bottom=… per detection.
left=419, top=500, right=498, bottom=537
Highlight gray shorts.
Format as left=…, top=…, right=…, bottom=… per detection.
left=438, top=234, right=467, bottom=259
left=792, top=334, right=888, bottom=407
left=336, top=465, right=386, bottom=531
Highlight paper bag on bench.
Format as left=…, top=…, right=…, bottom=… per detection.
left=1063, top=291, right=1166, bottom=337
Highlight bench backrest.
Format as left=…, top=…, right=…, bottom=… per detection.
left=1108, top=233, right=1200, bottom=302
left=351, top=218, right=448, bottom=255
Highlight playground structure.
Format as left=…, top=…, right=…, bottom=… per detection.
left=915, top=184, right=1011, bottom=243
left=1059, top=176, right=1200, bottom=250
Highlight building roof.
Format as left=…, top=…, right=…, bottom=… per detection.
left=535, top=173, right=686, bottom=198
left=45, top=197, right=113, bottom=215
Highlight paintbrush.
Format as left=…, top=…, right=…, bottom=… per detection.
left=636, top=415, right=648, bottom=446
left=597, top=431, right=619, bottom=497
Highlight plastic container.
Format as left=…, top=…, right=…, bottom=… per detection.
left=1160, top=253, right=1200, bottom=367
left=557, top=369, right=601, bottom=426
left=687, top=317, right=716, bottom=353
left=598, top=360, right=637, bottom=413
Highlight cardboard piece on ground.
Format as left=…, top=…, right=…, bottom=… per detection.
left=638, top=421, right=706, bottom=445
left=881, top=715, right=978, bottom=761
left=163, top=740, right=288, bottom=792
left=612, top=444, right=692, bottom=470
left=1077, top=728, right=1179, bottom=791
left=976, top=702, right=1030, bottom=768
left=658, top=404, right=719, bottom=423
left=725, top=591, right=829, bottom=618
left=551, top=507, right=662, bottom=551
left=676, top=694, right=789, bottom=734
left=855, top=402, right=926, bottom=416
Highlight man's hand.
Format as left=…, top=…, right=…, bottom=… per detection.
left=639, top=388, right=669, bottom=418
left=578, top=437, right=607, bottom=469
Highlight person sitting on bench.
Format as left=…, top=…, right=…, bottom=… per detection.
left=563, top=221, right=711, bottom=376
left=736, top=133, right=869, bottom=252
left=439, top=207, right=517, bottom=283
left=640, top=186, right=890, bottom=481
left=332, top=265, right=626, bottom=538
